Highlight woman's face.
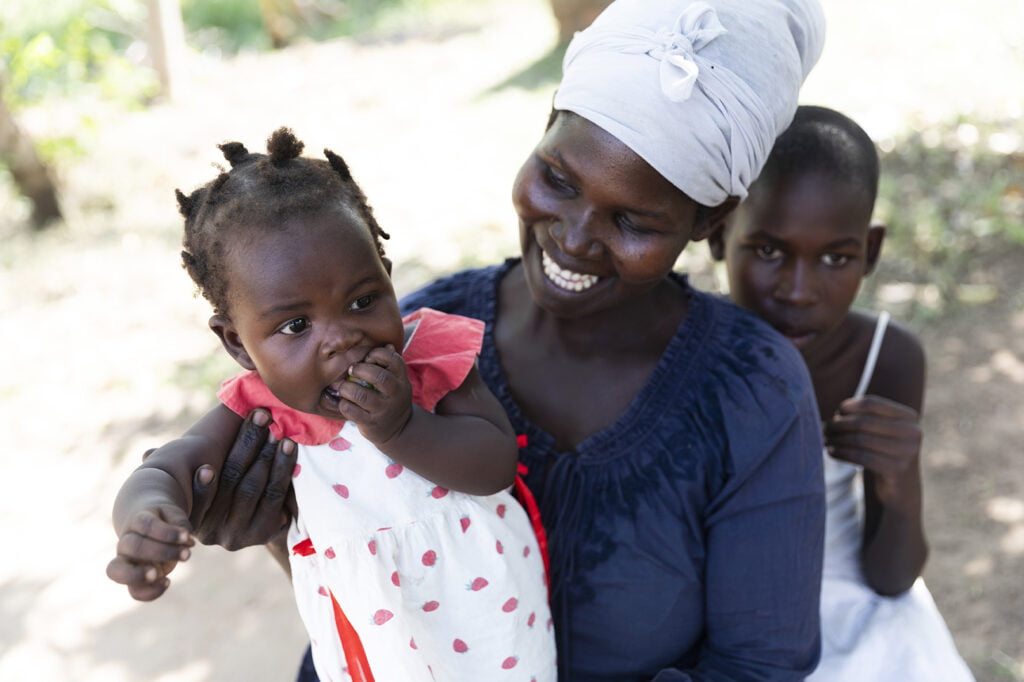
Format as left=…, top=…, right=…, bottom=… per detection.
left=512, top=111, right=714, bottom=320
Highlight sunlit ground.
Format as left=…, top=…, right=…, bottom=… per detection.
left=1, top=0, right=1022, bottom=680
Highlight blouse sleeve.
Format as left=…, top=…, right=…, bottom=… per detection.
left=657, top=385, right=826, bottom=681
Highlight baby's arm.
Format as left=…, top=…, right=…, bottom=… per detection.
left=107, top=405, right=255, bottom=600
left=824, top=321, right=927, bottom=596
left=338, top=345, right=518, bottom=495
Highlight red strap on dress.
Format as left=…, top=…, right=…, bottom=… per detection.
left=514, top=458, right=551, bottom=592
left=291, top=539, right=375, bottom=680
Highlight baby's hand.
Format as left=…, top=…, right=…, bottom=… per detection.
left=824, top=395, right=922, bottom=508
left=336, top=344, right=413, bottom=445
left=106, top=506, right=194, bottom=601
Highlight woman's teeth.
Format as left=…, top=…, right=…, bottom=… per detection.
left=542, top=252, right=599, bottom=292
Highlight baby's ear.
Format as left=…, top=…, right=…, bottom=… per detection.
left=209, top=315, right=256, bottom=371
left=864, top=222, right=886, bottom=276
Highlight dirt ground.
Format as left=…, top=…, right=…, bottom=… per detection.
left=1, top=0, right=1022, bottom=680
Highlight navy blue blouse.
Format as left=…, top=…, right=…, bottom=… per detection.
left=401, top=260, right=825, bottom=682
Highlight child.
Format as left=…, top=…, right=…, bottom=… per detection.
left=107, top=128, right=556, bottom=682
left=709, top=105, right=974, bottom=681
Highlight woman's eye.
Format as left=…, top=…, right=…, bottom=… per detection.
left=615, top=213, right=649, bottom=235
left=543, top=163, right=574, bottom=193
left=350, top=294, right=376, bottom=311
left=279, top=318, right=309, bottom=335
left=755, top=245, right=782, bottom=260
left=822, top=253, right=851, bottom=267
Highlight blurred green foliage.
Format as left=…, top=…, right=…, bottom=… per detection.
left=872, top=117, right=1024, bottom=306
left=0, top=0, right=157, bottom=109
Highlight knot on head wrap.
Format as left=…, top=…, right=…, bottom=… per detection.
left=553, top=0, right=826, bottom=206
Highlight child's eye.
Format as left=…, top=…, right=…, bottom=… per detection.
left=350, top=294, right=377, bottom=311
left=279, top=318, right=309, bottom=335
left=754, top=245, right=782, bottom=260
left=822, top=253, right=851, bottom=267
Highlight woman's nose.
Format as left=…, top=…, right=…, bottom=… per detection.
left=549, top=209, right=602, bottom=259
left=774, top=261, right=819, bottom=306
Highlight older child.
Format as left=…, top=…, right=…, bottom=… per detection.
left=710, top=105, right=974, bottom=681
left=107, top=128, right=556, bottom=682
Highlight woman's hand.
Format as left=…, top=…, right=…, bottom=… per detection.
left=187, top=409, right=298, bottom=550
left=825, top=394, right=922, bottom=512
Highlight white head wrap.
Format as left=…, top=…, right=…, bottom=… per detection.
left=553, top=0, right=825, bottom=206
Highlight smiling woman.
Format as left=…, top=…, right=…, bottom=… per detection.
left=120, top=1, right=831, bottom=680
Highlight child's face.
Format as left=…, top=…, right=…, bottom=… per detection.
left=213, top=210, right=404, bottom=419
left=716, top=172, right=881, bottom=356
left=511, top=111, right=734, bottom=320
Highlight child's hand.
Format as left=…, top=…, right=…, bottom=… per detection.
left=824, top=395, right=922, bottom=510
left=336, top=344, right=413, bottom=445
left=107, top=505, right=194, bottom=601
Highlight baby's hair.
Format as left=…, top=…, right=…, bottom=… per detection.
left=177, top=127, right=390, bottom=315
left=757, top=105, right=880, bottom=208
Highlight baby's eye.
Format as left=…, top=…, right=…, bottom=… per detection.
left=279, top=318, right=309, bottom=335
left=822, top=253, right=851, bottom=267
left=350, top=294, right=376, bottom=311
left=754, top=245, right=782, bottom=260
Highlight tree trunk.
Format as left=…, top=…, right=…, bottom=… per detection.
left=146, top=0, right=187, bottom=101
left=0, top=85, right=61, bottom=229
left=549, top=0, right=612, bottom=43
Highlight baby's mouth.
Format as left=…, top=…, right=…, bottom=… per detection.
left=322, top=384, right=342, bottom=407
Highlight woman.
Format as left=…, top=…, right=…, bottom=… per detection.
left=149, top=0, right=828, bottom=679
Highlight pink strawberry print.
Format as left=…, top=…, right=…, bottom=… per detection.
left=385, top=462, right=404, bottom=478
left=501, top=656, right=518, bottom=669
left=496, top=539, right=504, bottom=554
left=422, top=600, right=440, bottom=612
left=422, top=550, right=437, bottom=566
left=496, top=503, right=506, bottom=518
left=547, top=617, right=553, bottom=631
left=410, top=637, right=417, bottom=649
left=317, top=586, right=328, bottom=596
left=292, top=463, right=302, bottom=478
left=523, top=545, right=531, bottom=558
left=430, top=486, right=449, bottom=499
left=467, top=577, right=489, bottom=591
left=460, top=515, right=471, bottom=533
left=372, top=609, right=393, bottom=625
left=332, top=484, right=349, bottom=499
left=368, top=538, right=377, bottom=555
left=527, top=612, right=536, bottom=627
left=453, top=638, right=469, bottom=654
left=502, top=597, right=518, bottom=613
left=324, top=547, right=336, bottom=559
left=391, top=571, right=401, bottom=587
left=328, top=436, right=351, bottom=451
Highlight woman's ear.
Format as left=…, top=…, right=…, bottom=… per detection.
left=706, top=222, right=727, bottom=261
left=693, top=196, right=740, bottom=242
left=209, top=315, right=256, bottom=370
left=864, top=222, right=886, bottom=275
left=382, top=257, right=394, bottom=277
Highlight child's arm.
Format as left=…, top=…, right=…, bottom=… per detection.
left=107, top=405, right=275, bottom=600
left=339, top=345, right=518, bottom=495
left=824, top=322, right=927, bottom=596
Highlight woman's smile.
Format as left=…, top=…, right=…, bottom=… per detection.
left=542, top=251, right=600, bottom=292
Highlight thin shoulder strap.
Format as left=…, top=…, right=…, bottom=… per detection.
left=853, top=311, right=891, bottom=398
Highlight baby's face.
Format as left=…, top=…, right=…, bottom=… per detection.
left=721, top=171, right=876, bottom=357
left=221, top=210, right=404, bottom=418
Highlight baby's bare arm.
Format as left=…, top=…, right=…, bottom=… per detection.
left=339, top=346, right=517, bottom=495
left=108, top=405, right=248, bottom=600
